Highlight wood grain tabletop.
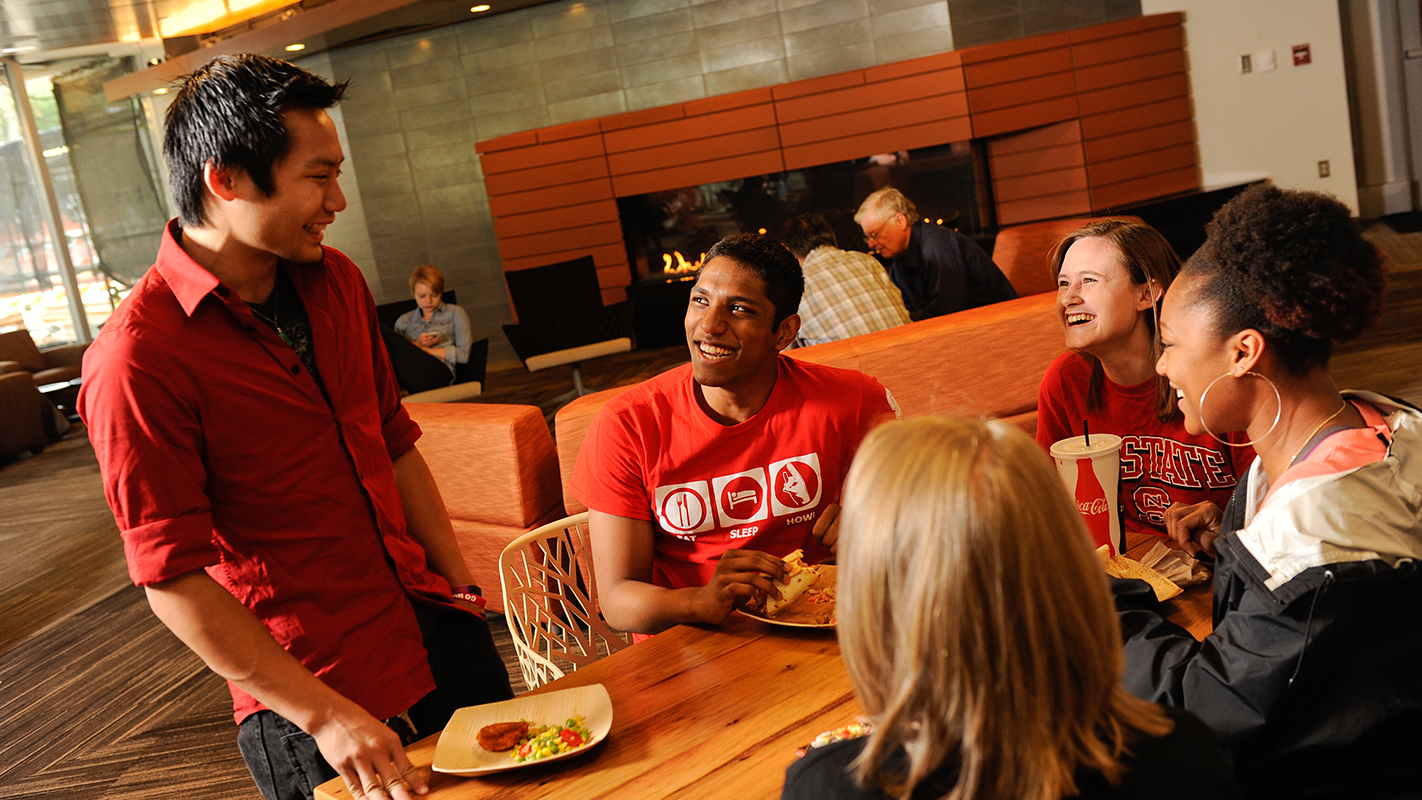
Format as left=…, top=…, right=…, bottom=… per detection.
left=317, top=536, right=1213, bottom=800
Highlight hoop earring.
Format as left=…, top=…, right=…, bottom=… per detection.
left=1197, top=370, right=1281, bottom=447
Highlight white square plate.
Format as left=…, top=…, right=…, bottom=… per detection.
left=432, top=683, right=613, bottom=776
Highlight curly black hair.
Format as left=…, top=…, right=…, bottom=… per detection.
left=701, top=233, right=805, bottom=325
left=1181, top=183, right=1386, bottom=374
left=164, top=54, right=348, bottom=228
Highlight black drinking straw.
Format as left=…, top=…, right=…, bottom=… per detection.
left=1083, top=420, right=1091, bottom=447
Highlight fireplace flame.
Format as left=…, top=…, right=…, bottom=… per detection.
left=662, top=251, right=704, bottom=274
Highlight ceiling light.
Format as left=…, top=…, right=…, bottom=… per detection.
left=153, top=87, right=170, bottom=95
left=470, top=4, right=491, bottom=11
left=0, top=44, right=38, bottom=54
left=285, top=43, right=306, bottom=51
left=42, top=146, right=69, bottom=158
left=120, top=33, right=142, bottom=43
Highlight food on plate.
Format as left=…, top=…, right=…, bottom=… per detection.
left=796, top=721, right=873, bottom=757
left=765, top=549, right=818, bottom=616
left=1104, top=554, right=1183, bottom=601
left=511, top=716, right=594, bottom=763
left=746, top=558, right=837, bottom=626
left=476, top=720, right=529, bottom=752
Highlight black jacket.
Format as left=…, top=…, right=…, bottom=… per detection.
left=885, top=222, right=1016, bottom=321
left=1114, top=395, right=1422, bottom=798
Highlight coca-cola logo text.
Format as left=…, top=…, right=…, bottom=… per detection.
left=1078, top=498, right=1111, bottom=515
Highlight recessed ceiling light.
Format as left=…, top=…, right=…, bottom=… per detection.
left=153, top=87, right=170, bottom=95
left=285, top=43, right=306, bottom=52
left=470, top=4, right=491, bottom=11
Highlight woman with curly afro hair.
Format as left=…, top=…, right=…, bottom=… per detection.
left=1113, top=182, right=1422, bottom=798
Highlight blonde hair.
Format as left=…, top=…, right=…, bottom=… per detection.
left=1048, top=220, right=1181, bottom=422
left=855, top=188, right=918, bottom=226
left=839, top=417, right=1172, bottom=800
left=408, top=264, right=446, bottom=297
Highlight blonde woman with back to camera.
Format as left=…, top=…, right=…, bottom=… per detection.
left=782, top=417, right=1241, bottom=800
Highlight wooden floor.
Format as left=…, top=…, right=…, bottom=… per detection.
left=1, top=220, right=1418, bottom=800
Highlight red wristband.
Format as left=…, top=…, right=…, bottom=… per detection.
left=451, top=584, right=487, bottom=608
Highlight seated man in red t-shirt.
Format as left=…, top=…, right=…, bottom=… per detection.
left=570, top=234, right=899, bottom=635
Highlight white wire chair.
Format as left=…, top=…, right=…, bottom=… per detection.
left=498, top=512, right=630, bottom=691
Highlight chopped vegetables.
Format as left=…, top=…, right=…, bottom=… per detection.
left=511, top=716, right=593, bottom=762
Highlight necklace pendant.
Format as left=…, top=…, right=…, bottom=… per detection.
left=277, top=328, right=293, bottom=347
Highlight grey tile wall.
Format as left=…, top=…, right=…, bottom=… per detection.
left=323, top=0, right=1138, bottom=364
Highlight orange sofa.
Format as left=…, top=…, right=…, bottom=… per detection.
left=554, top=291, right=1063, bottom=514
left=404, top=402, right=565, bottom=612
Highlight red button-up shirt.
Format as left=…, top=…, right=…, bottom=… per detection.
left=80, top=220, right=446, bottom=724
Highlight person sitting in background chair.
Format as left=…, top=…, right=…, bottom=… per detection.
left=854, top=188, right=1016, bottom=321
left=382, top=264, right=472, bottom=394
left=784, top=417, right=1241, bottom=800
left=779, top=213, right=910, bottom=347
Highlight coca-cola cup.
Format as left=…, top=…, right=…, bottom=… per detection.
left=1049, top=434, right=1124, bottom=556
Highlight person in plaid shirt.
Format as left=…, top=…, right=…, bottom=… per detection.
left=779, top=213, right=911, bottom=347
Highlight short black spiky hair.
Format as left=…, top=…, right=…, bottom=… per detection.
left=163, top=54, right=348, bottom=227
left=701, top=233, right=804, bottom=325
left=1183, top=182, right=1386, bottom=374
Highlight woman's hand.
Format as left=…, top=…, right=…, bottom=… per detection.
left=1164, top=501, right=1223, bottom=557
left=417, top=332, right=441, bottom=348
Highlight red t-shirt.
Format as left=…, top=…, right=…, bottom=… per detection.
left=1035, top=352, right=1255, bottom=535
left=570, top=356, right=897, bottom=589
left=79, top=220, right=451, bottom=725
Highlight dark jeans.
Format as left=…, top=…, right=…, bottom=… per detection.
left=237, top=604, right=513, bottom=800
left=379, top=325, right=454, bottom=394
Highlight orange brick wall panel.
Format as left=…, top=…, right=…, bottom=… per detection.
left=496, top=220, right=623, bottom=261
left=863, top=50, right=962, bottom=82
left=772, top=70, right=867, bottom=101
left=1091, top=166, right=1199, bottom=211
left=475, top=130, right=537, bottom=154
left=491, top=199, right=620, bottom=240
left=960, top=30, right=1072, bottom=64
left=483, top=157, right=610, bottom=196
left=1080, top=96, right=1191, bottom=141
left=989, top=141, right=1086, bottom=180
left=600, top=105, right=686, bottom=133
left=782, top=116, right=974, bottom=170
left=1082, top=120, right=1194, bottom=164
left=595, top=263, right=632, bottom=289
left=971, top=94, right=1080, bottom=139
left=773, top=69, right=965, bottom=124
left=500, top=243, right=628, bottom=273
left=987, top=119, right=1082, bottom=156
left=963, top=47, right=1073, bottom=90
left=601, top=287, right=628, bottom=306
left=684, top=87, right=774, bottom=116
left=611, top=150, right=786, bottom=196
left=606, top=127, right=782, bottom=176
left=487, top=178, right=616, bottom=219
left=968, top=70, right=1076, bottom=114
left=1071, top=24, right=1183, bottom=68
left=997, top=190, right=1092, bottom=225
left=1074, top=49, right=1187, bottom=93
left=992, top=165, right=1089, bottom=203
left=538, top=120, right=601, bottom=144
left=1070, top=12, right=1181, bottom=44
left=1077, top=73, right=1188, bottom=117
left=1086, top=142, right=1197, bottom=187
left=479, top=135, right=606, bottom=176
left=603, top=104, right=778, bottom=153
left=778, top=93, right=969, bottom=147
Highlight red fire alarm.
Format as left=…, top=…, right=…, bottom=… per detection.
left=1293, top=43, right=1311, bottom=66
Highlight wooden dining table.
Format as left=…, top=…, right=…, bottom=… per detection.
left=315, top=531, right=1213, bottom=800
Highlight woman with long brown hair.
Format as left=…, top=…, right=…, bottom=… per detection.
left=1037, top=220, right=1253, bottom=536
left=783, top=417, right=1239, bottom=800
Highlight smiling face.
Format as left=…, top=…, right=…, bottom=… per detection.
left=685, top=257, right=795, bottom=393
left=226, top=107, right=346, bottom=264
left=859, top=208, right=912, bottom=259
left=1057, top=237, right=1156, bottom=357
left=1156, top=272, right=1245, bottom=435
left=413, top=281, right=441, bottom=314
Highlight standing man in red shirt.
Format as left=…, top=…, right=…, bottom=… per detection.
left=78, top=55, right=511, bottom=800
left=571, top=234, right=898, bottom=635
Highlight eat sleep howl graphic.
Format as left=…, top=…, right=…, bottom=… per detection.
left=653, top=453, right=824, bottom=541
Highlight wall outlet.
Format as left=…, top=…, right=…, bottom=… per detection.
left=1239, top=53, right=1252, bottom=73
left=1318, top=160, right=1331, bottom=178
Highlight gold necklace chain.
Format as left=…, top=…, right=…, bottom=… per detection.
left=1289, top=401, right=1349, bottom=465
